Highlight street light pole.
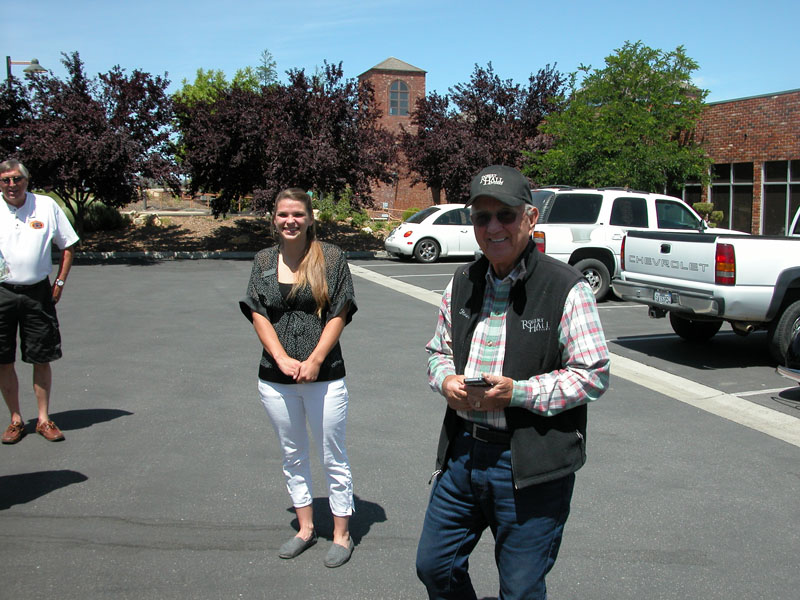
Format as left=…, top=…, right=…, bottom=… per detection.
left=6, top=56, right=48, bottom=88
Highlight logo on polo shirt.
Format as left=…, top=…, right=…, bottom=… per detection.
left=30, top=220, right=44, bottom=230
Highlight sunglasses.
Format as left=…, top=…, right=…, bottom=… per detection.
left=471, top=209, right=519, bottom=227
left=0, top=176, right=25, bottom=184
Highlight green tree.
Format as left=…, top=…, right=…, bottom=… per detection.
left=173, top=68, right=230, bottom=105
left=257, top=49, right=278, bottom=87
left=524, top=41, right=711, bottom=192
left=174, top=65, right=263, bottom=107
left=174, top=50, right=277, bottom=106
left=230, top=66, right=261, bottom=92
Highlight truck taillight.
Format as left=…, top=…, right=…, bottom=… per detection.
left=620, top=235, right=626, bottom=271
left=715, top=243, right=736, bottom=285
left=533, top=230, right=545, bottom=253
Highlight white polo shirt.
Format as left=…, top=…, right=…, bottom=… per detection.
left=0, top=192, right=79, bottom=285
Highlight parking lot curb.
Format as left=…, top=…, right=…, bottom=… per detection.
left=72, top=249, right=391, bottom=262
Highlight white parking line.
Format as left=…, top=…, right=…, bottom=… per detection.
left=350, top=264, right=442, bottom=305
left=598, top=303, right=648, bottom=309
left=736, top=387, right=794, bottom=397
left=353, top=263, right=399, bottom=268
left=611, top=334, right=676, bottom=342
left=612, top=355, right=800, bottom=447
left=392, top=273, right=455, bottom=278
left=610, top=330, right=767, bottom=343
left=351, top=264, right=800, bottom=448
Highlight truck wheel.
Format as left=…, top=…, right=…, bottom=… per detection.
left=767, top=300, right=800, bottom=364
left=574, top=258, right=610, bottom=300
left=414, top=238, right=440, bottom=263
left=669, top=313, right=723, bottom=342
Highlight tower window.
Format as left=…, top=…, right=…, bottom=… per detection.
left=389, top=80, right=409, bottom=116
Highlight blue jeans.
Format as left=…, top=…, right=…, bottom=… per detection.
left=416, top=431, right=575, bottom=600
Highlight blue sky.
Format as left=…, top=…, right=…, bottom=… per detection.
left=3, top=0, right=798, bottom=103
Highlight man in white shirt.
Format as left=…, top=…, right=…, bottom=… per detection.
left=0, top=159, right=79, bottom=444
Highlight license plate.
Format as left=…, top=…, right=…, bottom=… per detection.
left=654, top=290, right=673, bottom=305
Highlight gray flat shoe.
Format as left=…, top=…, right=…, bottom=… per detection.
left=278, top=531, right=317, bottom=559
left=323, top=538, right=354, bottom=568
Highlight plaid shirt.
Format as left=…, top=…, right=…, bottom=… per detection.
left=426, top=260, right=610, bottom=430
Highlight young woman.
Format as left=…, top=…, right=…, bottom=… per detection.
left=240, top=188, right=357, bottom=568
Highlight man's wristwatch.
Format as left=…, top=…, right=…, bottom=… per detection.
left=55, top=278, right=65, bottom=287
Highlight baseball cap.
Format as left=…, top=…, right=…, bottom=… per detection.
left=466, top=165, right=533, bottom=208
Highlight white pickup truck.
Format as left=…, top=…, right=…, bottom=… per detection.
left=531, top=186, right=734, bottom=301
left=612, top=208, right=800, bottom=363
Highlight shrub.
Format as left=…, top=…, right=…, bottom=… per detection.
left=317, top=209, right=334, bottom=223
left=50, top=194, right=130, bottom=232
left=692, top=202, right=714, bottom=218
left=83, top=202, right=130, bottom=232
left=350, top=210, right=370, bottom=228
left=313, top=194, right=336, bottom=216
left=370, top=220, right=390, bottom=231
left=314, top=189, right=375, bottom=227
left=693, top=202, right=725, bottom=227
left=709, top=211, right=725, bottom=227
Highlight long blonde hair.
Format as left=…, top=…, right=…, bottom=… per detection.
left=273, top=188, right=329, bottom=317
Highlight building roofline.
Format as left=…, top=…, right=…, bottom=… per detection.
left=359, top=57, right=426, bottom=78
left=706, top=88, right=800, bottom=106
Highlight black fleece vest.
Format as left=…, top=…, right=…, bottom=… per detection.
left=435, top=242, right=588, bottom=488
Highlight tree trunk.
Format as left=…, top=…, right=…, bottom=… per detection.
left=431, top=186, right=441, bottom=205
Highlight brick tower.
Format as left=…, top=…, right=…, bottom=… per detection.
left=358, top=57, right=437, bottom=216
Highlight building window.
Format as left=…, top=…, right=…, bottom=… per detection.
left=763, top=160, right=800, bottom=235
left=683, top=174, right=702, bottom=208
left=389, top=80, right=409, bottom=116
left=710, top=162, right=753, bottom=233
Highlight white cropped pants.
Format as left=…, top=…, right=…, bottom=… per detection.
left=258, top=378, right=354, bottom=517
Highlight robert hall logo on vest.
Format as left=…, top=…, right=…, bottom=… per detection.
left=521, top=318, right=550, bottom=333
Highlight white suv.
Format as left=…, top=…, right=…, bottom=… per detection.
left=532, top=186, right=730, bottom=300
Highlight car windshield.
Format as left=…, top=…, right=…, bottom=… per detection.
left=405, top=206, right=440, bottom=223
left=545, top=194, right=603, bottom=224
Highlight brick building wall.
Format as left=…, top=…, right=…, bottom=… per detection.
left=359, top=58, right=438, bottom=217
left=696, top=89, right=800, bottom=233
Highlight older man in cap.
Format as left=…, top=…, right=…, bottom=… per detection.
left=0, top=159, right=79, bottom=444
left=416, top=165, right=610, bottom=599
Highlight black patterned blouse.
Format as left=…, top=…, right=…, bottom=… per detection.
left=240, top=242, right=357, bottom=384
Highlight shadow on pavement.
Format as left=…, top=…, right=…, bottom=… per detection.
left=774, top=386, right=800, bottom=412
left=37, top=408, right=134, bottom=432
left=0, top=470, right=88, bottom=510
left=286, top=495, right=387, bottom=544
left=611, top=331, right=774, bottom=369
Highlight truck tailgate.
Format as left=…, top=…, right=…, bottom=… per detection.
left=623, top=231, right=720, bottom=285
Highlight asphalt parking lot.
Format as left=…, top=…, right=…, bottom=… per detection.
left=2, top=257, right=799, bottom=599
left=354, top=258, right=800, bottom=420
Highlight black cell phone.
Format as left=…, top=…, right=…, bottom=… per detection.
left=464, top=377, right=490, bottom=387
